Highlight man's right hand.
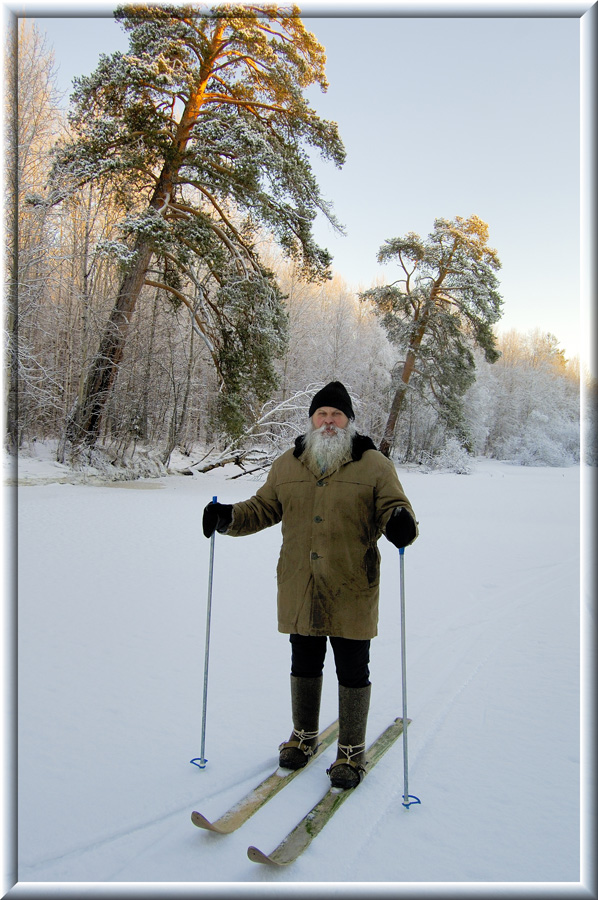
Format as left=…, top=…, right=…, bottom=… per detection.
left=202, top=502, right=233, bottom=538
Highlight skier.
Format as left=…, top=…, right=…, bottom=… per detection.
left=202, top=381, right=418, bottom=789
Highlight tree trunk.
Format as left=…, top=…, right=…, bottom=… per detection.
left=379, top=382, right=408, bottom=458
left=140, top=287, right=161, bottom=441
left=378, top=342, right=421, bottom=457
left=65, top=236, right=154, bottom=446
left=62, top=38, right=219, bottom=451
left=161, top=324, right=196, bottom=466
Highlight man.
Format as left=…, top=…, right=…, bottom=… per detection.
left=203, top=381, right=418, bottom=789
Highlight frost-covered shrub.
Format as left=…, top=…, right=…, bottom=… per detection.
left=426, top=437, right=473, bottom=474
left=497, top=410, right=578, bottom=466
left=464, top=333, right=580, bottom=467
left=68, top=443, right=169, bottom=479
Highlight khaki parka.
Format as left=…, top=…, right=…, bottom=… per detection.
left=225, top=434, right=418, bottom=640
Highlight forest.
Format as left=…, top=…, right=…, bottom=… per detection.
left=6, top=13, right=591, bottom=478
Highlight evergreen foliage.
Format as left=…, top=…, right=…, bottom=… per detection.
left=46, top=4, right=345, bottom=446
left=361, top=215, right=504, bottom=456
left=388, top=330, right=581, bottom=470
left=10, top=21, right=583, bottom=473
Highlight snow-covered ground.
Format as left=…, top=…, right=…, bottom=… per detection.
left=5, top=445, right=589, bottom=894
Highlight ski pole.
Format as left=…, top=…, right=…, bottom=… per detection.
left=399, top=546, right=420, bottom=809
left=191, top=495, right=218, bottom=769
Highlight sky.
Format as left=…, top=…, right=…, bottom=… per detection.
left=25, top=3, right=589, bottom=367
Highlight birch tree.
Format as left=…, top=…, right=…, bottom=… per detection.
left=5, top=20, right=64, bottom=448
left=474, top=329, right=580, bottom=465
left=44, top=4, right=345, bottom=450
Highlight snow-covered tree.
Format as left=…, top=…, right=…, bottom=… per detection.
left=272, top=261, right=395, bottom=440
left=361, top=215, right=503, bottom=456
left=582, top=373, right=597, bottom=466
left=5, top=20, right=65, bottom=449
left=465, top=330, right=580, bottom=466
left=45, top=4, right=345, bottom=449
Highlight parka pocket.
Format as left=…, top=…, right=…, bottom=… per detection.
left=363, top=545, right=380, bottom=587
left=277, top=548, right=292, bottom=585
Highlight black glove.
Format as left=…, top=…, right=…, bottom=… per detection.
left=202, top=502, right=233, bottom=538
left=384, top=507, right=416, bottom=549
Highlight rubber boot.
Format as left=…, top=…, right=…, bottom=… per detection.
left=327, top=683, right=371, bottom=789
left=278, top=675, right=323, bottom=770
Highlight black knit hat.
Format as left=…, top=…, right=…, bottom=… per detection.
left=308, top=381, right=355, bottom=420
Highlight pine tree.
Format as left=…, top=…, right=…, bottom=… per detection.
left=46, top=4, right=345, bottom=447
left=361, top=215, right=503, bottom=456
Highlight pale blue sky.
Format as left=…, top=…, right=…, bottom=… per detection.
left=32, top=7, right=585, bottom=364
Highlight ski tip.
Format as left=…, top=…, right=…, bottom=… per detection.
left=191, top=811, right=227, bottom=833
left=191, top=811, right=211, bottom=829
left=247, top=845, right=286, bottom=866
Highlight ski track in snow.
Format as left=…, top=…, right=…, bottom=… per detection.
left=11, top=455, right=582, bottom=886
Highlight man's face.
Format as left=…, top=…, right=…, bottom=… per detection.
left=311, top=406, right=349, bottom=435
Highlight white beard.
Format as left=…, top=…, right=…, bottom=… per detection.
left=303, top=420, right=356, bottom=472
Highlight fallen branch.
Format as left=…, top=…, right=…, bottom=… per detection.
left=182, top=452, right=248, bottom=475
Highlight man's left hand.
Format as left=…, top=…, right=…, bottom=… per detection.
left=384, top=507, right=417, bottom=549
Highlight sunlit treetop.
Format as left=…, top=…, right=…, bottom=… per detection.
left=52, top=4, right=345, bottom=283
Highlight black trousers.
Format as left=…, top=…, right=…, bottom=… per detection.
left=289, top=633, right=371, bottom=689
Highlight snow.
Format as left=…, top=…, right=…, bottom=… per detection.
left=5, top=445, right=588, bottom=894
